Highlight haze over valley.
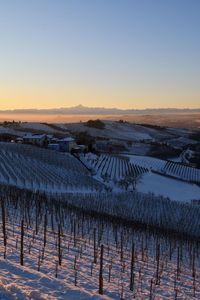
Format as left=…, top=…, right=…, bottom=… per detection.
left=0, top=105, right=200, bottom=129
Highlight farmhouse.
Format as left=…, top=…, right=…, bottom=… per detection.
left=46, top=134, right=54, bottom=143
left=23, top=133, right=54, bottom=146
left=22, top=133, right=77, bottom=152
left=59, top=137, right=76, bottom=152
left=23, top=134, right=46, bottom=146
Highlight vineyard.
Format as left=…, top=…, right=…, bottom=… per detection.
left=0, top=143, right=104, bottom=193
left=82, top=153, right=200, bottom=185
left=128, top=155, right=200, bottom=184
left=127, top=155, right=166, bottom=171
left=0, top=187, right=200, bottom=299
left=57, top=191, right=200, bottom=239
left=80, top=153, right=148, bottom=181
left=162, top=161, right=200, bottom=183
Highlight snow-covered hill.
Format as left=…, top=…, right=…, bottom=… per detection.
left=80, top=153, right=200, bottom=202
left=137, top=172, right=200, bottom=202
left=0, top=143, right=104, bottom=194
left=1, top=190, right=200, bottom=299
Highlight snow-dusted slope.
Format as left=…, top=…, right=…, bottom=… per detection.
left=19, top=122, right=60, bottom=133
left=66, top=121, right=154, bottom=141
left=0, top=260, right=105, bottom=300
left=80, top=153, right=200, bottom=202
left=127, top=155, right=200, bottom=184
left=137, top=173, right=200, bottom=202
left=0, top=125, right=26, bottom=137
left=0, top=143, right=104, bottom=193
left=127, top=155, right=166, bottom=171
left=80, top=153, right=148, bottom=181
left=1, top=191, right=200, bottom=299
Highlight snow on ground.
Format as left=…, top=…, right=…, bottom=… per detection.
left=0, top=260, right=106, bottom=300
left=166, top=127, right=194, bottom=136
left=64, top=120, right=198, bottom=145
left=80, top=153, right=200, bottom=200
left=1, top=202, right=200, bottom=300
left=137, top=172, right=200, bottom=202
left=0, top=126, right=25, bottom=137
left=0, top=143, right=104, bottom=194
left=169, top=156, right=182, bottom=163
left=167, top=136, right=198, bottom=148
left=66, top=121, right=153, bottom=141
left=102, top=121, right=152, bottom=141
left=127, top=155, right=166, bottom=171
left=19, top=122, right=59, bottom=133
left=127, top=154, right=200, bottom=184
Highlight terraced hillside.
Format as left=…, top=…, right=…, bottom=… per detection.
left=0, top=143, right=103, bottom=193
left=162, top=161, right=200, bottom=183
left=128, top=155, right=200, bottom=184
left=81, top=153, right=200, bottom=187
left=80, top=153, right=148, bottom=181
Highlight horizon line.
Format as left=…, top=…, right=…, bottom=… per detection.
left=0, top=105, right=200, bottom=112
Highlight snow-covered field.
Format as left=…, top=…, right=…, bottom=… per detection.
left=19, top=122, right=60, bottom=133
left=0, top=260, right=100, bottom=300
left=0, top=125, right=26, bottom=137
left=1, top=120, right=198, bottom=148
left=0, top=143, right=103, bottom=194
left=137, top=172, right=200, bottom=202
left=127, top=155, right=166, bottom=171
left=0, top=140, right=200, bottom=299
left=80, top=153, right=148, bottom=182
left=167, top=136, right=199, bottom=148
left=1, top=190, right=200, bottom=299
left=162, top=161, right=200, bottom=183
left=127, top=155, right=200, bottom=183
left=126, top=154, right=200, bottom=185
left=63, top=121, right=154, bottom=141
left=0, top=141, right=199, bottom=203
left=56, top=120, right=198, bottom=145
left=80, top=153, right=200, bottom=202
left=0, top=119, right=199, bottom=299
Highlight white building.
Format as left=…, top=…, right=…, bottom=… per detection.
left=59, top=137, right=76, bottom=152
left=23, top=134, right=47, bottom=146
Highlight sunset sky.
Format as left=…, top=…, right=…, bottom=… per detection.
left=0, top=0, right=199, bottom=110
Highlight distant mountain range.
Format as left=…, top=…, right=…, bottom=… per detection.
left=0, top=105, right=200, bottom=115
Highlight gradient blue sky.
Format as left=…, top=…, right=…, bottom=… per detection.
left=0, top=0, right=199, bottom=109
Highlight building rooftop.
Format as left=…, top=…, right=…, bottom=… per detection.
left=59, top=137, right=75, bottom=142
left=23, top=134, right=46, bottom=139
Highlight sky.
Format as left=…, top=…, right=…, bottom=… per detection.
left=0, top=0, right=199, bottom=110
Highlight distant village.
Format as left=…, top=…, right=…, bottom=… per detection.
left=0, top=119, right=199, bottom=167
left=14, top=132, right=128, bottom=154
left=0, top=119, right=130, bottom=155
left=15, top=133, right=87, bottom=154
